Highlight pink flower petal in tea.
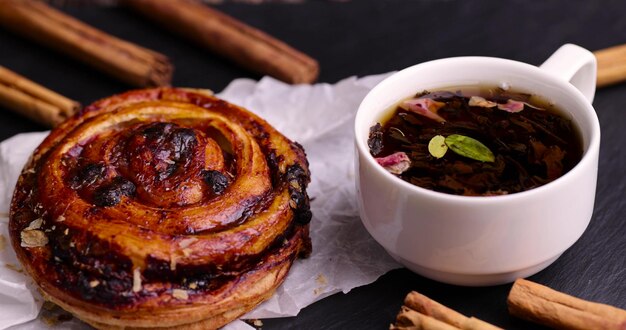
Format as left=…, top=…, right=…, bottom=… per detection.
left=401, top=98, right=446, bottom=123
left=375, top=151, right=411, bottom=174
left=468, top=96, right=497, bottom=108
left=523, top=101, right=545, bottom=111
left=497, top=99, right=525, bottom=113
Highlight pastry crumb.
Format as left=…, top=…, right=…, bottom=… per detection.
left=170, top=256, right=177, bottom=271
left=289, top=180, right=301, bottom=190
left=89, top=280, right=100, bottom=288
left=313, top=274, right=328, bottom=296
left=316, top=274, right=327, bottom=286
left=172, top=289, right=189, bottom=300
left=188, top=282, right=198, bottom=289
left=178, top=237, right=197, bottom=248
left=21, top=229, right=48, bottom=247
left=253, top=319, right=263, bottom=327
left=244, top=319, right=264, bottom=328
left=56, top=215, right=65, bottom=222
left=132, top=268, right=142, bottom=292
left=26, top=218, right=43, bottom=230
left=0, top=234, right=6, bottom=252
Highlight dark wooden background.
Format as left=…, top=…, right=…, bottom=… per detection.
left=1, top=1, right=624, bottom=329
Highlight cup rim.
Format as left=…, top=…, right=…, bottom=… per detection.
left=355, top=56, right=601, bottom=204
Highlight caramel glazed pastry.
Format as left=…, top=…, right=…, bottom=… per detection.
left=9, top=88, right=312, bottom=329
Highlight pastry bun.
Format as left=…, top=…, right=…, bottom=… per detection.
left=10, top=88, right=312, bottom=329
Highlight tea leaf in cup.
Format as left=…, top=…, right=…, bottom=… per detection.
left=445, top=134, right=495, bottom=162
left=428, top=135, right=448, bottom=158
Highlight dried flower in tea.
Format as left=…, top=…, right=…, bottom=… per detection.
left=375, top=152, right=411, bottom=175
left=497, top=99, right=525, bottom=113
left=400, top=98, right=446, bottom=123
left=469, top=96, right=497, bottom=108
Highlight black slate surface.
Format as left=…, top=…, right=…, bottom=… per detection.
left=0, top=1, right=624, bottom=329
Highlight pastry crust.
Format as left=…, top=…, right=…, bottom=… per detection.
left=9, top=88, right=312, bottom=329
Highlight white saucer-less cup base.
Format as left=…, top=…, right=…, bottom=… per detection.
left=385, top=248, right=561, bottom=286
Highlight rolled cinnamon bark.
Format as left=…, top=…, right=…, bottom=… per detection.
left=123, top=0, right=319, bottom=84
left=508, top=278, right=626, bottom=330
left=595, top=44, right=626, bottom=88
left=0, top=66, right=79, bottom=127
left=0, top=0, right=172, bottom=87
left=391, top=306, right=460, bottom=330
left=404, top=291, right=502, bottom=330
left=390, top=291, right=501, bottom=330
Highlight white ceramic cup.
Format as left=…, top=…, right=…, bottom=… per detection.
left=354, top=44, right=600, bottom=286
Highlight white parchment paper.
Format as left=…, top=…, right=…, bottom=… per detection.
left=0, top=74, right=401, bottom=330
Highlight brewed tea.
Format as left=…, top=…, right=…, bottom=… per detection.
left=368, top=87, right=582, bottom=196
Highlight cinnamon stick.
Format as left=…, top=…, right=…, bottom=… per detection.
left=123, top=0, right=319, bottom=84
left=508, top=278, right=626, bottom=330
left=391, top=291, right=502, bottom=330
left=0, top=0, right=172, bottom=87
left=0, top=66, right=79, bottom=127
left=595, top=44, right=626, bottom=88
left=391, top=306, right=459, bottom=330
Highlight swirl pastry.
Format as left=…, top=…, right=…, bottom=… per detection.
left=9, top=88, right=312, bottom=329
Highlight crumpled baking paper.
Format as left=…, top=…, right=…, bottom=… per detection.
left=0, top=74, right=401, bottom=330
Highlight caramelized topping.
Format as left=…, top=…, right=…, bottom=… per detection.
left=93, top=177, right=136, bottom=207
left=202, top=170, right=230, bottom=195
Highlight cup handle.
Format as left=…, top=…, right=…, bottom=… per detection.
left=539, top=43, right=597, bottom=103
